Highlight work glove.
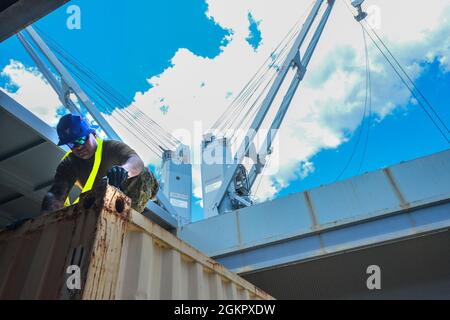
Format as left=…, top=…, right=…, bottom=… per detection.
left=106, top=166, right=128, bottom=190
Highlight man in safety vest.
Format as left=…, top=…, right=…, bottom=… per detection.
left=41, top=114, right=159, bottom=215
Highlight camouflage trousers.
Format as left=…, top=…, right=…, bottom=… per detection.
left=122, top=167, right=159, bottom=213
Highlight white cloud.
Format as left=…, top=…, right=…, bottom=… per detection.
left=1, top=60, right=62, bottom=126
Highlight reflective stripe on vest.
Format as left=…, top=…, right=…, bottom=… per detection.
left=61, top=138, right=104, bottom=206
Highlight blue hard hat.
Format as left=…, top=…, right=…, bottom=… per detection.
left=56, top=114, right=94, bottom=146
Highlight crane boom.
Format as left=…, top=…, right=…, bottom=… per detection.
left=202, top=0, right=344, bottom=216
left=247, top=1, right=335, bottom=191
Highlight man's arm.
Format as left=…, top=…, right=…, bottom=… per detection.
left=121, top=154, right=144, bottom=178
left=41, top=179, right=72, bottom=215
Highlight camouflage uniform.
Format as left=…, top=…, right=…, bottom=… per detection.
left=122, top=167, right=159, bottom=213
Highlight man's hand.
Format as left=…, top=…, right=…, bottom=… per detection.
left=107, top=166, right=129, bottom=190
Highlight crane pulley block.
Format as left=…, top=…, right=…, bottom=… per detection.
left=351, top=0, right=367, bottom=22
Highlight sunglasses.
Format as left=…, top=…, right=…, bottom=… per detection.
left=67, top=135, right=89, bottom=149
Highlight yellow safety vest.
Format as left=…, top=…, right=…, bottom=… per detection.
left=61, top=138, right=104, bottom=206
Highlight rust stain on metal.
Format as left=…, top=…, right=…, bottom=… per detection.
left=383, top=168, right=410, bottom=209
left=303, top=191, right=327, bottom=253
left=0, top=184, right=272, bottom=300
left=303, top=191, right=319, bottom=227
left=82, top=187, right=130, bottom=300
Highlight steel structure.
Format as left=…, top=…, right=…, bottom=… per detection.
left=181, top=149, right=450, bottom=298
left=201, top=0, right=352, bottom=217
left=0, top=0, right=68, bottom=42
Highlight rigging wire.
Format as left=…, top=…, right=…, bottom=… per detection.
left=225, top=0, right=319, bottom=143
left=41, top=40, right=168, bottom=157
left=214, top=35, right=294, bottom=135
left=357, top=26, right=372, bottom=175
left=211, top=6, right=307, bottom=131
left=339, top=0, right=449, bottom=144
left=216, top=67, right=272, bottom=134
left=360, top=21, right=450, bottom=144
left=230, top=68, right=280, bottom=145
left=58, top=48, right=179, bottom=149
left=63, top=61, right=165, bottom=158
left=365, top=21, right=450, bottom=135
left=60, top=60, right=169, bottom=155
left=231, top=27, right=299, bottom=128
left=33, top=26, right=181, bottom=148
left=335, top=25, right=370, bottom=182
left=227, top=23, right=303, bottom=143
left=53, top=58, right=177, bottom=151
left=212, top=0, right=316, bottom=135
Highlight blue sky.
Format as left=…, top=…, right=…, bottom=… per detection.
left=1, top=0, right=230, bottom=102
left=1, top=0, right=449, bottom=222
left=278, top=59, right=450, bottom=197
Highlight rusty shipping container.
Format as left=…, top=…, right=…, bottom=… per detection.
left=0, top=185, right=273, bottom=300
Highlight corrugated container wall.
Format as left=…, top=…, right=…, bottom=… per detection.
left=0, top=185, right=272, bottom=300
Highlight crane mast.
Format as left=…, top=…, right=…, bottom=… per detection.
left=201, top=0, right=368, bottom=217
